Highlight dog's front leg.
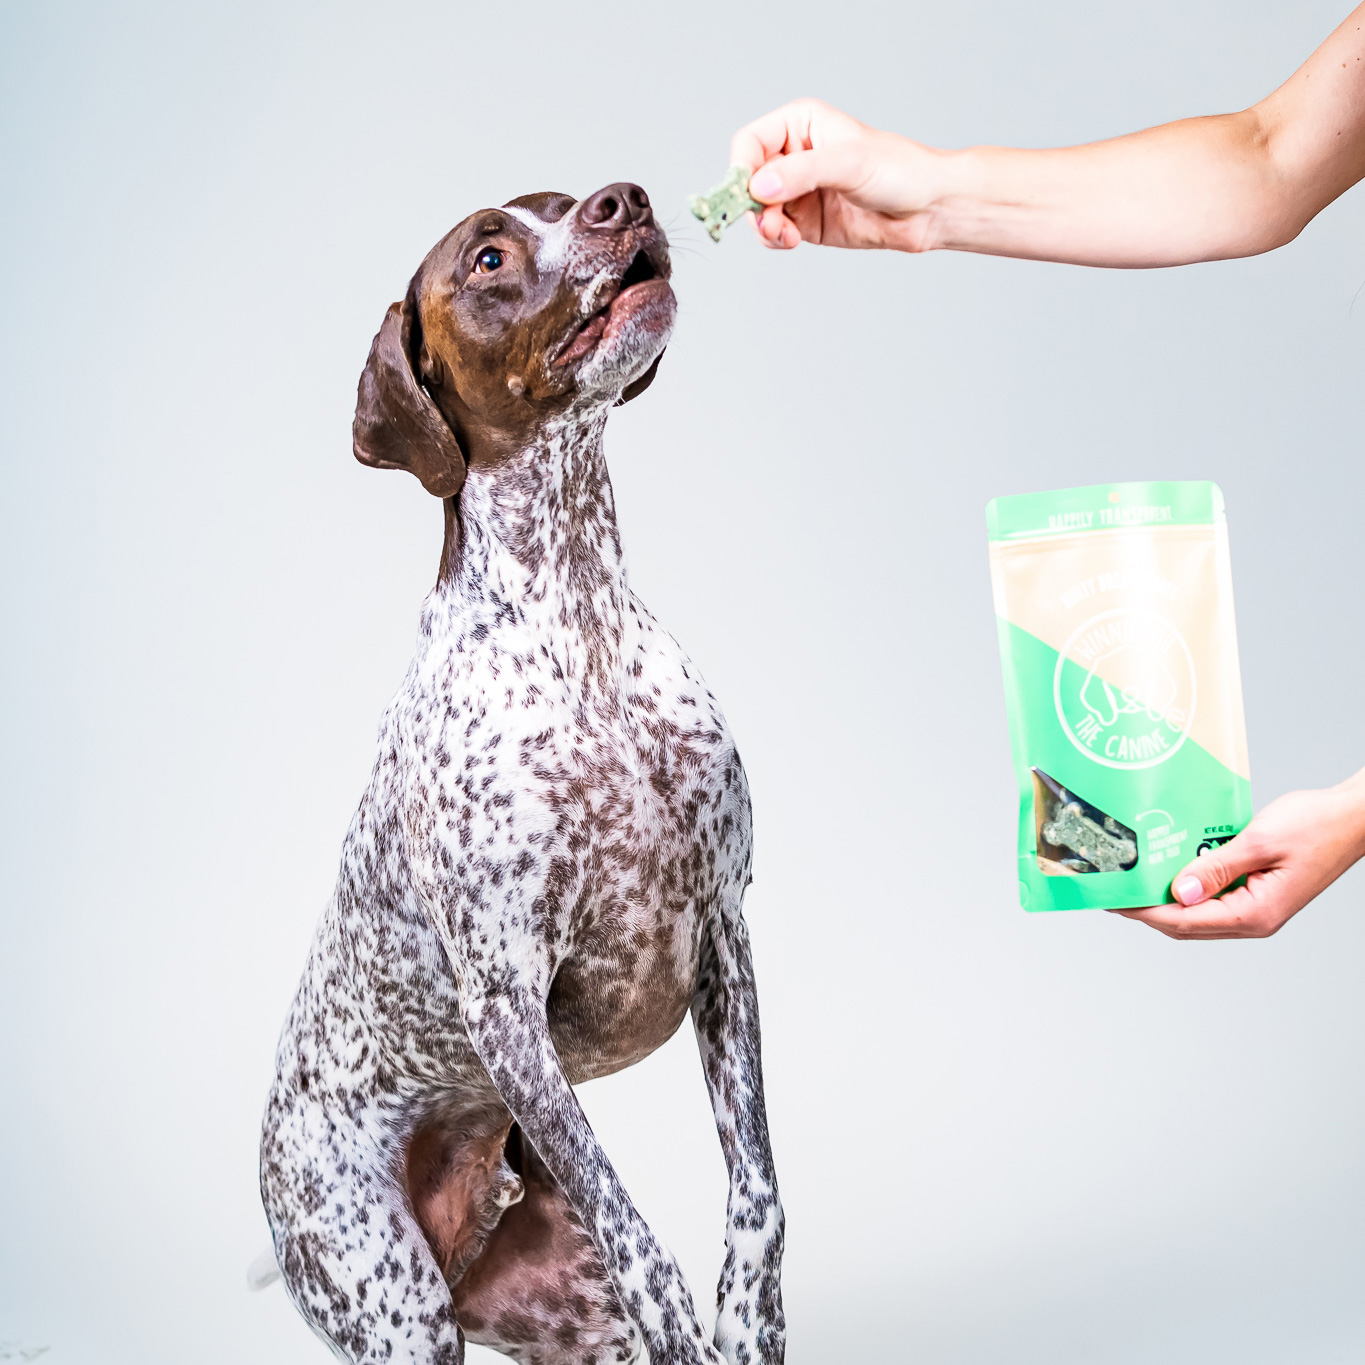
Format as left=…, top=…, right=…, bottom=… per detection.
left=455, top=955, right=727, bottom=1365
left=692, top=908, right=786, bottom=1365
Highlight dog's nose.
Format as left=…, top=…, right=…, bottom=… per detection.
left=579, top=182, right=653, bottom=231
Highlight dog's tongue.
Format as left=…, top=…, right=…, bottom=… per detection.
left=554, top=311, right=610, bottom=367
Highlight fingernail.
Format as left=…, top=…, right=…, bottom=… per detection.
left=1174, top=875, right=1206, bottom=905
left=749, top=166, right=781, bottom=199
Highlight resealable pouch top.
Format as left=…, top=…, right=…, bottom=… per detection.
left=986, top=481, right=1251, bottom=912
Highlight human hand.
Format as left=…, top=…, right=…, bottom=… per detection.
left=1109, top=774, right=1365, bottom=939
left=729, top=99, right=947, bottom=251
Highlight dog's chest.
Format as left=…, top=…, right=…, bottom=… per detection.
left=396, top=593, right=750, bottom=1079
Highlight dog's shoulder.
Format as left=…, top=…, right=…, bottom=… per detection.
left=624, top=593, right=724, bottom=712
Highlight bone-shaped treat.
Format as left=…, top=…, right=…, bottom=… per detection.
left=688, top=165, right=764, bottom=242
left=1042, top=800, right=1138, bottom=873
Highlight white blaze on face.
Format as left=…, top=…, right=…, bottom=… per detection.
left=503, top=196, right=673, bottom=405
left=503, top=203, right=578, bottom=275
left=503, top=202, right=620, bottom=316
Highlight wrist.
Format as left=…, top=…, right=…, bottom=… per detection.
left=863, top=141, right=963, bottom=253
left=908, top=145, right=1006, bottom=253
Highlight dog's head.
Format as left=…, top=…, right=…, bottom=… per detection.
left=353, top=183, right=674, bottom=498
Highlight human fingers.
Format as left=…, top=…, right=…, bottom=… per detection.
left=748, top=143, right=869, bottom=207
left=1109, top=822, right=1310, bottom=938
left=1108, top=873, right=1293, bottom=939
left=752, top=204, right=801, bottom=249
left=729, top=98, right=843, bottom=174
left=1165, top=828, right=1273, bottom=907
left=1108, top=780, right=1365, bottom=940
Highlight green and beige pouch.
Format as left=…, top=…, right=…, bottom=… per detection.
left=986, top=481, right=1251, bottom=911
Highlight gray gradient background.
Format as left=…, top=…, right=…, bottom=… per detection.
left=3, top=1, right=1364, bottom=1361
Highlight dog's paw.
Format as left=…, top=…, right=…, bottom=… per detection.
left=715, top=1276, right=785, bottom=1365
left=713, top=1225, right=785, bottom=1365
left=714, top=1313, right=786, bottom=1365
left=642, top=1341, right=727, bottom=1365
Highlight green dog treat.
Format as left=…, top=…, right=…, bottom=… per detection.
left=1031, top=767, right=1139, bottom=875
left=688, top=165, right=763, bottom=242
left=1040, top=795, right=1137, bottom=874
left=987, top=481, right=1252, bottom=911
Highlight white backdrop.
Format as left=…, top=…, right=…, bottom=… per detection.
left=3, top=2, right=1364, bottom=1362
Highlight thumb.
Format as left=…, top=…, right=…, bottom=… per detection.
left=748, top=144, right=867, bottom=204
left=1169, top=830, right=1267, bottom=905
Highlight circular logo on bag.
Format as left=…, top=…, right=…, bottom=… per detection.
left=1053, top=609, right=1196, bottom=769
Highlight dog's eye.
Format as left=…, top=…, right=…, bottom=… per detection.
left=473, top=248, right=505, bottom=275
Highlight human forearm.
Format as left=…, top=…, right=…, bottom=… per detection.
left=927, top=0, right=1365, bottom=269
left=1328, top=764, right=1365, bottom=860
left=918, top=111, right=1298, bottom=266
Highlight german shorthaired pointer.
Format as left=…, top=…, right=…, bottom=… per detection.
left=259, top=184, right=785, bottom=1365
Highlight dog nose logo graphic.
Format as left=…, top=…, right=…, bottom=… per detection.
left=1080, top=645, right=1178, bottom=728
left=1054, top=609, right=1196, bottom=770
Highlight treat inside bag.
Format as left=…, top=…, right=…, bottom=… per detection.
left=1031, top=768, right=1138, bottom=875
left=987, top=481, right=1251, bottom=912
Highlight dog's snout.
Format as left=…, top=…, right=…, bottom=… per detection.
left=579, top=182, right=653, bottom=231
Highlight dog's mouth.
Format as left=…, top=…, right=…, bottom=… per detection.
left=553, top=249, right=672, bottom=368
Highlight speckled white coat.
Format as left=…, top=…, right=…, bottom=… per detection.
left=261, top=377, right=784, bottom=1365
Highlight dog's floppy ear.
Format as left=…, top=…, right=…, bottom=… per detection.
left=353, top=294, right=467, bottom=498
left=615, top=350, right=664, bottom=406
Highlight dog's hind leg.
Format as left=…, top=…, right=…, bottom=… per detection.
left=452, top=1127, right=641, bottom=1365
left=262, top=1091, right=467, bottom=1365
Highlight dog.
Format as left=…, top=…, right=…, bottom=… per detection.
left=259, top=183, right=785, bottom=1365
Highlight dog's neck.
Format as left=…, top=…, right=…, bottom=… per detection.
left=423, top=410, right=631, bottom=682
